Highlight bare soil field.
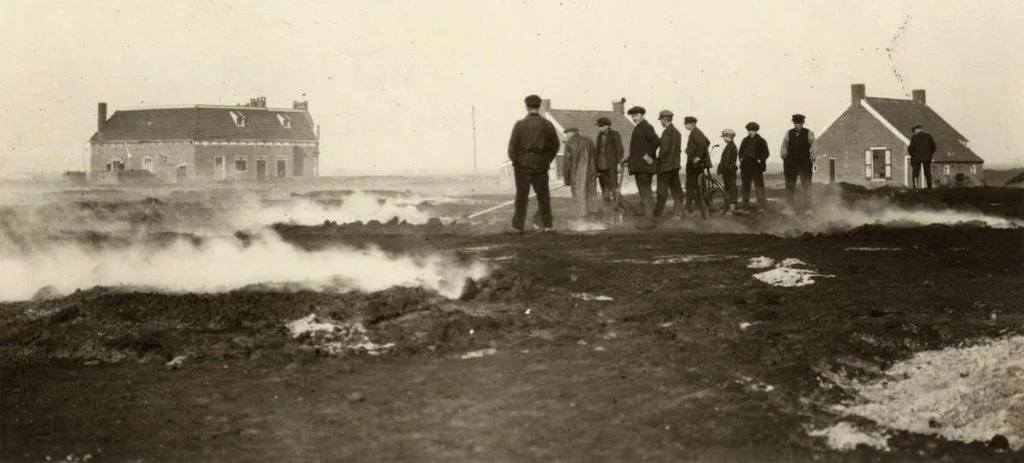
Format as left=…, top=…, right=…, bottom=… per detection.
left=1, top=181, right=1022, bottom=462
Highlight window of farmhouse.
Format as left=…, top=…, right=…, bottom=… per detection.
left=235, top=157, right=248, bottom=171
left=277, top=113, right=292, bottom=129
left=970, top=165, right=977, bottom=174
left=864, top=148, right=891, bottom=180
left=943, top=165, right=951, bottom=175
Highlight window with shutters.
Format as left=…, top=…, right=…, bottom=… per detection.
left=865, top=148, right=892, bottom=181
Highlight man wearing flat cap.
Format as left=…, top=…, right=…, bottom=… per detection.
left=507, top=94, right=561, bottom=233
left=683, top=116, right=711, bottom=214
left=738, top=122, right=769, bottom=211
left=563, top=127, right=600, bottom=219
left=594, top=117, right=624, bottom=209
left=780, top=113, right=816, bottom=213
left=626, top=106, right=660, bottom=228
left=907, top=124, right=937, bottom=189
left=654, top=110, right=685, bottom=219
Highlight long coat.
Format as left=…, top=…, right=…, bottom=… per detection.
left=564, top=135, right=600, bottom=215
left=595, top=130, right=624, bottom=171
left=908, top=131, right=937, bottom=162
left=657, top=124, right=683, bottom=173
left=685, top=127, right=712, bottom=171
left=507, top=113, right=560, bottom=172
left=627, top=120, right=660, bottom=175
left=717, top=141, right=738, bottom=175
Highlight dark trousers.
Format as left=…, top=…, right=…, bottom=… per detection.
left=783, top=158, right=813, bottom=210
left=597, top=169, right=618, bottom=203
left=911, top=161, right=932, bottom=189
left=654, top=170, right=685, bottom=217
left=740, top=166, right=767, bottom=209
left=633, top=172, right=656, bottom=223
left=512, top=167, right=551, bottom=230
left=684, top=165, right=700, bottom=210
left=721, top=170, right=738, bottom=205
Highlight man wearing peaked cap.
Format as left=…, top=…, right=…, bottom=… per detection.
left=780, top=113, right=816, bottom=213
left=654, top=110, right=685, bottom=219
left=717, top=129, right=739, bottom=212
left=626, top=105, right=659, bottom=228
left=594, top=117, right=624, bottom=210
left=682, top=116, right=711, bottom=214
left=739, top=121, right=769, bottom=211
left=506, top=94, right=560, bottom=233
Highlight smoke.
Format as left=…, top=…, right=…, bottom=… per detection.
left=0, top=229, right=489, bottom=302
left=235, top=192, right=441, bottom=227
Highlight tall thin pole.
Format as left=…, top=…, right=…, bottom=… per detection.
left=471, top=105, right=477, bottom=174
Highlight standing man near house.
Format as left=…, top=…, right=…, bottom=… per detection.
left=563, top=127, right=600, bottom=218
left=626, top=106, right=660, bottom=229
left=780, top=114, right=816, bottom=213
left=738, top=122, right=769, bottom=212
left=682, top=116, right=711, bottom=214
left=908, top=124, right=937, bottom=189
left=507, top=94, right=561, bottom=233
left=717, top=128, right=739, bottom=213
left=654, top=110, right=685, bottom=219
left=594, top=117, right=624, bottom=210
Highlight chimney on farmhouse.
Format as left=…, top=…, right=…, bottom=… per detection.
left=97, top=102, right=107, bottom=131
left=612, top=97, right=626, bottom=116
left=293, top=100, right=309, bottom=111
left=851, top=84, right=866, bottom=105
left=540, top=99, right=551, bottom=113
left=912, top=89, right=926, bottom=105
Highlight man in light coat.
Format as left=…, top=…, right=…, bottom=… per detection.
left=563, top=127, right=600, bottom=218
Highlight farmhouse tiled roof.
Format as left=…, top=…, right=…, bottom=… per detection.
left=90, top=106, right=317, bottom=143
left=547, top=108, right=634, bottom=144
left=863, top=97, right=983, bottom=163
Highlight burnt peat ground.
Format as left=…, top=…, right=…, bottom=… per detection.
left=1, top=186, right=1022, bottom=462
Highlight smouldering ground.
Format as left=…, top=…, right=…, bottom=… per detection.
left=0, top=181, right=1022, bottom=462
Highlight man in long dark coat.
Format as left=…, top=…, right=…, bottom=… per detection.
left=594, top=117, right=624, bottom=210
left=908, top=124, right=937, bottom=189
left=625, top=106, right=660, bottom=229
left=738, top=122, right=769, bottom=211
left=655, top=110, right=685, bottom=219
left=682, top=116, right=711, bottom=213
left=506, top=94, right=560, bottom=233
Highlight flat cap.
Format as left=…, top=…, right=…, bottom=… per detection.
left=626, top=106, right=646, bottom=115
left=524, top=94, right=542, bottom=107
left=595, top=117, right=612, bottom=127
left=683, top=116, right=698, bottom=124
left=721, top=128, right=736, bottom=137
left=658, top=110, right=674, bottom=119
left=745, top=122, right=760, bottom=131
left=791, top=114, right=806, bottom=123
left=911, top=124, right=923, bottom=131
left=563, top=127, right=579, bottom=134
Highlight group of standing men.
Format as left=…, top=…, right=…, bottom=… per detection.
left=506, top=94, right=818, bottom=232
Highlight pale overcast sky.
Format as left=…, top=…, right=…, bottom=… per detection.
left=1, top=0, right=1021, bottom=175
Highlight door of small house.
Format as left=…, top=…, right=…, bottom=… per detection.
left=256, top=158, right=267, bottom=180
left=214, top=157, right=226, bottom=180
left=276, top=159, right=287, bottom=178
left=828, top=158, right=836, bottom=183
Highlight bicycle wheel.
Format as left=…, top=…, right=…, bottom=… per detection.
left=706, top=179, right=729, bottom=215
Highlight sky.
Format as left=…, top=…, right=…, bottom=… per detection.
left=0, top=0, right=1021, bottom=176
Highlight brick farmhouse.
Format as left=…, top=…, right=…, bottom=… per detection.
left=89, top=97, right=319, bottom=183
left=815, top=84, right=984, bottom=187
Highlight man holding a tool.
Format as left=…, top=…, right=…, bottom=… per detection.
left=506, top=94, right=561, bottom=233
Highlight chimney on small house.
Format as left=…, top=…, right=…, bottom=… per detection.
left=612, top=97, right=626, bottom=116
left=912, top=89, right=926, bottom=105
left=851, top=84, right=866, bottom=105
left=97, top=102, right=107, bottom=132
left=293, top=100, right=309, bottom=111
left=540, top=99, right=551, bottom=113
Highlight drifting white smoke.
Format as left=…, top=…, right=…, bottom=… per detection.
left=234, top=192, right=439, bottom=227
left=0, top=230, right=489, bottom=302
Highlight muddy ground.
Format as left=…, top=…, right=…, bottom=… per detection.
left=1, top=184, right=1023, bottom=462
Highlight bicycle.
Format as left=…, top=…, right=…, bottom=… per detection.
left=692, top=162, right=729, bottom=219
